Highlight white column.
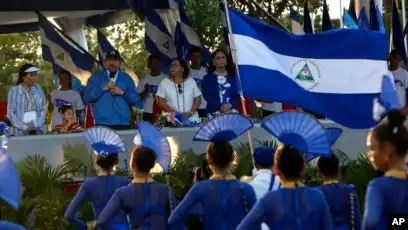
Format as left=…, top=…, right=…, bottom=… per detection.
left=402, top=0, right=407, bottom=53
left=340, top=0, right=343, bottom=28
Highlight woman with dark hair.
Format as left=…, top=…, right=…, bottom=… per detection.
left=156, top=58, right=201, bottom=122
left=64, top=127, right=129, bottom=229
left=168, top=114, right=257, bottom=229
left=363, top=109, right=408, bottom=229
left=7, top=64, right=46, bottom=136
left=317, top=155, right=362, bottom=230
left=95, top=122, right=176, bottom=229
left=48, top=70, right=85, bottom=129
left=201, top=49, right=240, bottom=117
left=237, top=112, right=332, bottom=229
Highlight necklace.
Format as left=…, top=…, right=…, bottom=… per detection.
left=172, top=79, right=185, bottom=112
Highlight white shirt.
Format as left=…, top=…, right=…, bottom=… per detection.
left=262, top=102, right=282, bottom=112
left=391, top=68, right=408, bottom=107
left=189, top=67, right=208, bottom=109
left=156, top=77, right=202, bottom=122
left=50, top=89, right=85, bottom=128
left=137, top=73, right=167, bottom=114
left=249, top=169, right=280, bottom=200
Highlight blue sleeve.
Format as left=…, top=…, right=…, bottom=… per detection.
left=64, top=183, right=89, bottom=230
left=362, top=182, right=383, bottom=230
left=229, top=76, right=240, bottom=110
left=33, top=85, right=46, bottom=128
left=123, top=77, right=143, bottom=109
left=83, top=73, right=105, bottom=104
left=236, top=197, right=265, bottom=230
left=168, top=184, right=201, bottom=229
left=96, top=191, right=122, bottom=228
left=201, top=74, right=221, bottom=113
left=7, top=87, right=28, bottom=131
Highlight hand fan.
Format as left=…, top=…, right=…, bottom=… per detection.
left=83, top=126, right=126, bottom=156
left=193, top=113, right=253, bottom=142
left=305, top=127, right=343, bottom=163
left=373, top=75, right=401, bottom=122
left=137, top=121, right=172, bottom=173
left=0, top=148, right=21, bottom=209
left=0, top=221, right=26, bottom=230
left=261, top=111, right=330, bottom=156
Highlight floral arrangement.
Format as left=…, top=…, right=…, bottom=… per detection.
left=155, top=112, right=199, bottom=128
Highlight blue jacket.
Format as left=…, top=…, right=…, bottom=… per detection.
left=201, top=72, right=239, bottom=114
left=83, top=70, right=142, bottom=126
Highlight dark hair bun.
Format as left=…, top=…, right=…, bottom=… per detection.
left=387, top=109, right=406, bottom=128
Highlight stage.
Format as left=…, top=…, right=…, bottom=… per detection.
left=7, top=120, right=370, bottom=168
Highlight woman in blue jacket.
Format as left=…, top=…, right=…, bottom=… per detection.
left=201, top=49, right=240, bottom=117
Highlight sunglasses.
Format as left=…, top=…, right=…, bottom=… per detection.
left=177, top=84, right=183, bottom=94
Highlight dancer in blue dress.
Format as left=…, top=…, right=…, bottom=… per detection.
left=168, top=113, right=257, bottom=230
left=64, top=126, right=129, bottom=230
left=363, top=109, right=408, bottom=229
left=237, top=112, right=333, bottom=230
left=317, top=154, right=362, bottom=230
left=94, top=121, right=176, bottom=230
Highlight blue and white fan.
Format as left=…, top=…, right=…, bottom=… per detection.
left=306, top=127, right=343, bottom=163
left=0, top=221, right=26, bottom=230
left=136, top=121, right=172, bottom=173
left=0, top=122, right=9, bottom=148
left=261, top=111, right=330, bottom=156
left=83, top=126, right=126, bottom=156
left=373, top=75, right=401, bottom=122
left=0, top=148, right=21, bottom=209
left=193, top=114, right=254, bottom=142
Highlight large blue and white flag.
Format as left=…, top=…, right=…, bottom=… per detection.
left=175, top=8, right=211, bottom=65
left=228, top=8, right=389, bottom=129
left=358, top=7, right=370, bottom=29
left=38, top=13, right=94, bottom=84
left=219, top=0, right=230, bottom=51
left=145, top=9, right=179, bottom=73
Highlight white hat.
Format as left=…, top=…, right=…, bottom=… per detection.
left=24, top=66, right=40, bottom=73
left=133, top=134, right=142, bottom=145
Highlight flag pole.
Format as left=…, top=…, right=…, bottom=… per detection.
left=36, top=11, right=102, bottom=68
left=244, top=0, right=291, bottom=33
left=222, top=0, right=255, bottom=155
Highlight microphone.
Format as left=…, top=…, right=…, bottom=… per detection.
left=109, top=72, right=116, bottom=82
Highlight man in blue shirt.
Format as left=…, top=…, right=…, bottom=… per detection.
left=84, top=51, right=142, bottom=130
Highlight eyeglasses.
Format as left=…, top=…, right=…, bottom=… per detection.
left=177, top=84, right=183, bottom=94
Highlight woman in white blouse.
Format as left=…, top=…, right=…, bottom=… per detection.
left=156, top=58, right=201, bottom=122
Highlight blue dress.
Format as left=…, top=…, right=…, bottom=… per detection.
left=97, top=181, right=176, bottom=230
left=237, top=182, right=333, bottom=230
left=201, top=73, right=239, bottom=115
left=64, top=175, right=129, bottom=230
left=318, top=180, right=362, bottom=230
left=362, top=170, right=408, bottom=230
left=168, top=175, right=257, bottom=230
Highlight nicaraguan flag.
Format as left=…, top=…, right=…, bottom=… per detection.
left=322, top=0, right=332, bottom=31
left=38, top=13, right=94, bottom=84
left=97, top=29, right=139, bottom=83
left=303, top=0, right=313, bottom=34
left=175, top=8, right=211, bottom=65
left=290, top=8, right=304, bottom=35
left=343, top=8, right=359, bottom=29
left=145, top=9, right=179, bottom=73
left=358, top=7, right=370, bottom=29
left=228, top=8, right=389, bottom=129
left=219, top=0, right=230, bottom=50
